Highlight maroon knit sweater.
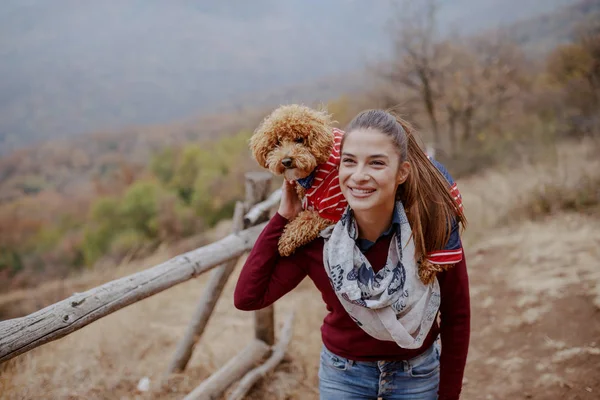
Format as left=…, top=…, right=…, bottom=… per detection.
left=234, top=213, right=470, bottom=400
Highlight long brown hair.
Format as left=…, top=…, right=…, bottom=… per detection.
left=343, top=109, right=467, bottom=267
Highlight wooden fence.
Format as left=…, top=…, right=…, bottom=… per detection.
left=0, top=172, right=290, bottom=400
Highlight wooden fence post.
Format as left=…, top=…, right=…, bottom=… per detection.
left=243, top=172, right=272, bottom=215
left=166, top=201, right=246, bottom=374
left=243, top=172, right=275, bottom=346
left=182, top=339, right=270, bottom=400
left=227, top=312, right=295, bottom=400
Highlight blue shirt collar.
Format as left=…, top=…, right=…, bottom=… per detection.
left=356, top=203, right=402, bottom=253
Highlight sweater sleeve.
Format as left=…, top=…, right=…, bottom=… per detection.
left=438, top=250, right=471, bottom=400
left=233, top=212, right=309, bottom=311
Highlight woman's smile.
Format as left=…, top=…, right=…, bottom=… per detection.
left=348, top=186, right=377, bottom=198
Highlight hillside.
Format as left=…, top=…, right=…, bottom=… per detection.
left=507, top=0, right=600, bottom=54
left=0, top=0, right=578, bottom=154
left=1, top=0, right=599, bottom=295
left=1, top=139, right=598, bottom=399
left=2, top=0, right=598, bottom=203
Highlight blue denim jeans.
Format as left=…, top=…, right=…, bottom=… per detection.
left=318, top=340, right=440, bottom=400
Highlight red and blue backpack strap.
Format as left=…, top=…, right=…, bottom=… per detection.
left=426, top=156, right=464, bottom=265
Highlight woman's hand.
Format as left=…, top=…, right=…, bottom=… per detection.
left=277, top=180, right=303, bottom=220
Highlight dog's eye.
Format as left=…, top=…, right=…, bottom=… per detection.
left=294, top=137, right=304, bottom=144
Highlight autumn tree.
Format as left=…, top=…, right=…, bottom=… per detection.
left=437, top=31, right=529, bottom=154
left=547, top=19, right=600, bottom=135
left=382, top=0, right=445, bottom=147
left=433, top=41, right=479, bottom=155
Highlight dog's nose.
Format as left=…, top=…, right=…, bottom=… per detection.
left=281, top=158, right=293, bottom=168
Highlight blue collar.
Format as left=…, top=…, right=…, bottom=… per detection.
left=356, top=203, right=402, bottom=253
left=296, top=170, right=316, bottom=190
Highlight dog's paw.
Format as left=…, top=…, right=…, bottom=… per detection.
left=278, top=237, right=296, bottom=257
left=277, top=211, right=335, bottom=257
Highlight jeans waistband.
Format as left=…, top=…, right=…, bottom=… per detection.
left=402, top=340, right=436, bottom=366
left=322, top=337, right=438, bottom=367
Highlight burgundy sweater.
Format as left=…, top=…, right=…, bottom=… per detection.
left=234, top=213, right=470, bottom=400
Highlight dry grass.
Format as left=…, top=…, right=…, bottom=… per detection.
left=457, top=137, right=600, bottom=240
left=0, top=253, right=326, bottom=400
left=1, top=139, right=600, bottom=399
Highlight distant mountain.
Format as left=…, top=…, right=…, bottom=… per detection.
left=0, top=0, right=578, bottom=154
left=506, top=0, right=600, bottom=54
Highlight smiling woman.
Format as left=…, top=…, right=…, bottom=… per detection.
left=341, top=110, right=467, bottom=275
left=234, top=109, right=470, bottom=400
left=338, top=127, right=411, bottom=242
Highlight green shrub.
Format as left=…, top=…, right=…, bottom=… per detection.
left=119, top=181, right=160, bottom=238
left=81, top=225, right=112, bottom=266
left=81, top=195, right=126, bottom=266
left=109, top=229, right=149, bottom=259
left=174, top=202, right=202, bottom=236
left=150, top=147, right=176, bottom=185
left=171, top=145, right=207, bottom=204
left=207, top=199, right=238, bottom=227
left=90, top=196, right=123, bottom=228
left=0, top=248, right=24, bottom=274
left=32, top=227, right=64, bottom=253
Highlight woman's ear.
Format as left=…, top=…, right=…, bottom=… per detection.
left=396, top=161, right=411, bottom=185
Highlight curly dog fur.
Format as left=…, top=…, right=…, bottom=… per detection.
left=250, top=104, right=338, bottom=256
left=250, top=104, right=335, bottom=181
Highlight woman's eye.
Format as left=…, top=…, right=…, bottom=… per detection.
left=342, top=158, right=355, bottom=163
left=371, top=160, right=385, bottom=166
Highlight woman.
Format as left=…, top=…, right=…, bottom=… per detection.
left=234, top=110, right=470, bottom=400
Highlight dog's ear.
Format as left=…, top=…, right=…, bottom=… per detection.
left=249, top=128, right=277, bottom=168
left=308, top=109, right=336, bottom=165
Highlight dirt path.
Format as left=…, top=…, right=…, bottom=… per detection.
left=2, top=212, right=598, bottom=400
left=459, top=212, right=600, bottom=400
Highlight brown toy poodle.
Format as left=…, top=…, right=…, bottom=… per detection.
left=250, top=104, right=348, bottom=256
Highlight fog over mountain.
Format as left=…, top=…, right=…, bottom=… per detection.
left=0, top=0, right=576, bottom=153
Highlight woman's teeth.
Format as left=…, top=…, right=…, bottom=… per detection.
left=350, top=187, right=375, bottom=196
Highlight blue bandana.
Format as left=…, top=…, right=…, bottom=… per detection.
left=296, top=170, right=316, bottom=190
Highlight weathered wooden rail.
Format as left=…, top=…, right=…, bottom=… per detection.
left=0, top=172, right=289, bottom=400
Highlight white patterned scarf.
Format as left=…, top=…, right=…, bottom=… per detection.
left=320, top=201, right=441, bottom=349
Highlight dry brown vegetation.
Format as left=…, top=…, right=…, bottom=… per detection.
left=1, top=0, right=599, bottom=294
left=1, top=1, right=600, bottom=398
left=1, top=138, right=598, bottom=400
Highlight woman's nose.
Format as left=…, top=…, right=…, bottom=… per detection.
left=355, top=174, right=370, bottom=182
left=351, top=166, right=369, bottom=182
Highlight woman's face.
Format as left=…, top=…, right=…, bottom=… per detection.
left=339, top=128, right=410, bottom=213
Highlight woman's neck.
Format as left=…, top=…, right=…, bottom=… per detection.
left=354, top=204, right=395, bottom=242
